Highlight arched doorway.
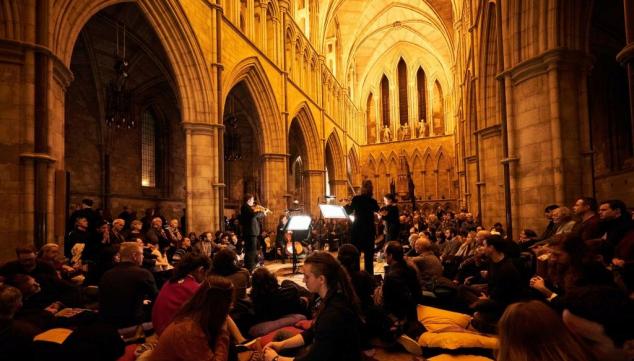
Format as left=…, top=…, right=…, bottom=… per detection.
left=65, top=3, right=185, bottom=225
left=288, top=118, right=310, bottom=210
left=223, top=83, right=264, bottom=215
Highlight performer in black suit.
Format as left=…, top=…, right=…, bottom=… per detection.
left=239, top=193, right=268, bottom=271
left=380, top=193, right=400, bottom=242
left=345, top=180, right=379, bottom=275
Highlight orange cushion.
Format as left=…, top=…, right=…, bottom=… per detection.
left=418, top=331, right=498, bottom=350
left=417, top=305, right=472, bottom=331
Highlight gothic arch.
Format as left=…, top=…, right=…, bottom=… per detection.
left=365, top=154, right=377, bottom=178
left=223, top=57, right=283, bottom=153
left=387, top=151, right=399, bottom=177
left=51, top=0, right=214, bottom=125
left=325, top=130, right=346, bottom=181
left=0, top=0, right=22, bottom=39
left=289, top=102, right=322, bottom=170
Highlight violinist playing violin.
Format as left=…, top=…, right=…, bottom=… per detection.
left=239, top=193, right=271, bottom=271
left=379, top=193, right=400, bottom=242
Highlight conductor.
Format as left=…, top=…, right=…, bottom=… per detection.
left=345, top=179, right=379, bottom=275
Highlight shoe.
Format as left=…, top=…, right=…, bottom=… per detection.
left=397, top=334, right=422, bottom=356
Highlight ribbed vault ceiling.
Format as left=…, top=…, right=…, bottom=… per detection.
left=316, top=0, right=457, bottom=106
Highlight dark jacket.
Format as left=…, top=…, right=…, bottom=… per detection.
left=382, top=204, right=400, bottom=242
left=296, top=292, right=361, bottom=361
left=345, top=194, right=379, bottom=248
left=383, top=260, right=422, bottom=321
left=99, top=262, right=158, bottom=328
left=239, top=203, right=264, bottom=237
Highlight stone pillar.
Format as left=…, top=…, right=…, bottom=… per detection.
left=261, top=153, right=288, bottom=230
left=304, top=169, right=325, bottom=217
left=617, top=0, right=634, bottom=155
left=257, top=3, right=267, bottom=50
left=332, top=179, right=348, bottom=201
left=246, top=0, right=255, bottom=40
left=184, top=123, right=220, bottom=235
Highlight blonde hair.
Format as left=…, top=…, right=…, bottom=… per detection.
left=497, top=301, right=595, bottom=361
left=119, top=242, right=141, bottom=262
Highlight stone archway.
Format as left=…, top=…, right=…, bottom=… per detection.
left=325, top=130, right=347, bottom=200
left=289, top=103, right=323, bottom=216
left=64, top=3, right=186, bottom=230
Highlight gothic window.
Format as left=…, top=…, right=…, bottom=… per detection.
left=366, top=93, right=376, bottom=143
left=417, top=67, right=427, bottom=122
left=381, top=75, right=390, bottom=127
left=141, top=109, right=157, bottom=188
left=398, top=58, right=408, bottom=125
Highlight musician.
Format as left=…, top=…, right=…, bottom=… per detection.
left=239, top=193, right=269, bottom=271
left=345, top=179, right=380, bottom=275
left=380, top=193, right=400, bottom=242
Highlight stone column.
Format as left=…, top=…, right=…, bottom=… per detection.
left=246, top=0, right=255, bottom=40
left=617, top=0, right=634, bottom=155
left=304, top=169, right=325, bottom=217
left=184, top=123, right=220, bottom=235
left=261, top=153, right=288, bottom=230
left=331, top=179, right=348, bottom=201
left=257, top=3, right=267, bottom=51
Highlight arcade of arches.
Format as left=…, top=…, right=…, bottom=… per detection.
left=0, top=0, right=633, bottom=261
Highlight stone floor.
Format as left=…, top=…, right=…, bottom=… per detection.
left=264, top=258, right=425, bottom=361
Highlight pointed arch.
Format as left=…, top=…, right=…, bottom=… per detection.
left=325, top=130, right=346, bottom=181
left=436, top=147, right=451, bottom=200
left=397, top=58, right=408, bottom=126
left=423, top=150, right=435, bottom=200
left=377, top=157, right=388, bottom=197
left=412, top=149, right=424, bottom=200
left=387, top=151, right=399, bottom=177
left=289, top=102, right=322, bottom=170
left=432, top=80, right=444, bottom=135
left=52, top=0, right=215, bottom=125
left=223, top=57, right=283, bottom=153
left=365, top=154, right=377, bottom=178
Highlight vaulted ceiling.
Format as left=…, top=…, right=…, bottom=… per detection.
left=315, top=0, right=457, bottom=106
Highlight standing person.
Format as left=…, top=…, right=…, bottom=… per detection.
left=379, top=193, right=400, bottom=242
left=239, top=193, right=268, bottom=271
left=263, top=252, right=363, bottom=361
left=345, top=180, right=379, bottom=275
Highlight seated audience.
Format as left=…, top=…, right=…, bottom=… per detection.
left=152, top=252, right=212, bottom=336
left=150, top=277, right=233, bottom=361
left=263, top=252, right=363, bottom=361
left=171, top=236, right=193, bottom=264
left=99, top=242, right=158, bottom=328
left=409, top=237, right=443, bottom=287
left=380, top=241, right=425, bottom=347
left=563, top=285, right=634, bottom=361
left=65, top=216, right=90, bottom=259
left=0, top=284, right=40, bottom=361
left=250, top=267, right=310, bottom=323
left=497, top=300, right=596, bottom=361
left=210, top=248, right=251, bottom=301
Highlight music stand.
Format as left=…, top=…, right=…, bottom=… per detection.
left=286, top=215, right=312, bottom=274
left=318, top=204, right=349, bottom=219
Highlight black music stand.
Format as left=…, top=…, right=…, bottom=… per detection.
left=286, top=215, right=312, bottom=274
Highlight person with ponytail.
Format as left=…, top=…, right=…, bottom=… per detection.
left=263, top=252, right=363, bottom=361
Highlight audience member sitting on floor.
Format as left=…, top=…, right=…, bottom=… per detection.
left=152, top=252, right=212, bottom=336
left=4, top=274, right=61, bottom=329
left=99, top=242, right=158, bottom=328
left=379, top=241, right=425, bottom=343
left=408, top=237, right=443, bottom=288
left=210, top=247, right=251, bottom=301
left=249, top=267, right=310, bottom=323
left=149, top=276, right=234, bottom=361
left=563, top=285, right=634, bottom=361
left=458, top=235, right=524, bottom=333
left=497, top=300, right=596, bottom=361
left=0, top=284, right=41, bottom=361
left=263, top=251, right=363, bottom=361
